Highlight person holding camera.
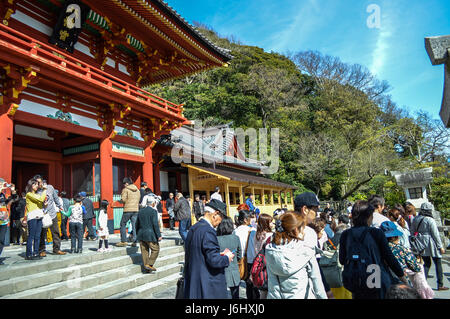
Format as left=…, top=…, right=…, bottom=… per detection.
left=23, top=178, right=47, bottom=260
left=0, top=180, right=13, bottom=263
left=33, top=176, right=65, bottom=257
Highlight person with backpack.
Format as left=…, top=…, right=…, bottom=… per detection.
left=63, top=195, right=86, bottom=254
left=339, top=200, right=407, bottom=299
left=248, top=213, right=273, bottom=299
left=217, top=216, right=241, bottom=299
left=410, top=202, right=448, bottom=291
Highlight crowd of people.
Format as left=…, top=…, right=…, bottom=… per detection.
left=1, top=177, right=448, bottom=299
left=0, top=176, right=101, bottom=260
left=182, top=190, right=448, bottom=299
left=0, top=176, right=164, bottom=265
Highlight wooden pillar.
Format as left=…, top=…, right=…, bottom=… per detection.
left=278, top=190, right=282, bottom=206
left=261, top=188, right=265, bottom=206
left=143, top=143, right=154, bottom=191
left=270, top=189, right=274, bottom=205
left=284, top=189, right=288, bottom=207
left=225, top=182, right=231, bottom=217
left=153, top=162, right=160, bottom=194
left=0, top=113, right=13, bottom=183
left=239, top=185, right=244, bottom=206
left=100, top=136, right=113, bottom=222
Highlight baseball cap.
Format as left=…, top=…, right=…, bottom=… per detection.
left=294, top=192, right=320, bottom=209
left=380, top=221, right=403, bottom=238
left=79, top=192, right=87, bottom=198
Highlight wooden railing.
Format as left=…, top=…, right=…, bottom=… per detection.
left=0, top=23, right=183, bottom=116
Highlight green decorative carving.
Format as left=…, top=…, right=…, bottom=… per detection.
left=116, top=128, right=137, bottom=139
left=47, top=110, right=80, bottom=125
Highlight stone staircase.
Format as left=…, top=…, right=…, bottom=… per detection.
left=0, top=235, right=184, bottom=299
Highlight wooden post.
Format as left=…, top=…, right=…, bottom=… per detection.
left=270, top=189, right=274, bottom=205
left=143, top=143, right=154, bottom=191
left=0, top=113, right=13, bottom=183
left=154, top=161, right=160, bottom=194
left=100, top=135, right=113, bottom=224
left=239, top=185, right=244, bottom=206
left=261, top=188, right=265, bottom=206
left=225, top=182, right=231, bottom=217
left=284, top=189, right=288, bottom=207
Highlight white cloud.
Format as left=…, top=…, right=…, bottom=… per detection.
left=369, top=2, right=395, bottom=76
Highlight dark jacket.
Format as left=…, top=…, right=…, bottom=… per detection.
left=184, top=219, right=230, bottom=299
left=339, top=226, right=404, bottom=298
left=10, top=196, right=26, bottom=220
left=166, top=198, right=175, bottom=211
left=193, top=200, right=204, bottom=220
left=139, top=188, right=146, bottom=204
left=173, top=197, right=191, bottom=221
left=136, top=206, right=161, bottom=243
left=82, top=197, right=95, bottom=219
left=217, top=234, right=241, bottom=288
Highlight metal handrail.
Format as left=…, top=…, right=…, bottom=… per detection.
left=0, top=23, right=182, bottom=115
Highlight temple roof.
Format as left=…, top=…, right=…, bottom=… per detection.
left=82, top=0, right=233, bottom=85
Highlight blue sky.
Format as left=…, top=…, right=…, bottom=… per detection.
left=166, top=0, right=450, bottom=121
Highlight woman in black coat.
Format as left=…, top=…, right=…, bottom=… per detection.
left=339, top=200, right=408, bottom=299
left=217, top=217, right=242, bottom=299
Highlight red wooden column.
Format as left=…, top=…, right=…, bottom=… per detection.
left=143, top=143, right=154, bottom=191
left=0, top=113, right=13, bottom=183
left=100, top=136, right=113, bottom=221
left=154, top=161, right=161, bottom=194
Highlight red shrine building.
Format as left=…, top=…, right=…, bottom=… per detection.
left=0, top=0, right=232, bottom=232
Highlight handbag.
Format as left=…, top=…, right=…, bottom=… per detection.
left=319, top=239, right=343, bottom=288
left=42, top=213, right=53, bottom=228
left=175, top=277, right=184, bottom=299
left=238, top=229, right=252, bottom=280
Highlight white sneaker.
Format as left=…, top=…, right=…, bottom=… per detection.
left=105, top=247, right=112, bottom=252
left=97, top=248, right=105, bottom=253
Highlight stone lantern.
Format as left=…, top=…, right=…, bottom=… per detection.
left=390, top=167, right=433, bottom=209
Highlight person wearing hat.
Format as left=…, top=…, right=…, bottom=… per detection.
left=136, top=194, right=161, bottom=272
left=381, top=220, right=434, bottom=299
left=294, top=192, right=321, bottom=251
left=80, top=192, right=96, bottom=241
left=410, top=202, right=448, bottom=291
left=184, top=199, right=235, bottom=299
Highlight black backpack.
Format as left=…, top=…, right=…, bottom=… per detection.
left=342, top=228, right=379, bottom=293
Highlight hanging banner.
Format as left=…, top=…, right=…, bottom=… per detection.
left=49, top=0, right=90, bottom=53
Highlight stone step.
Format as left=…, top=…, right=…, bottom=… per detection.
left=107, top=272, right=182, bottom=299
left=0, top=246, right=184, bottom=297
left=57, top=262, right=183, bottom=299
left=0, top=239, right=179, bottom=281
